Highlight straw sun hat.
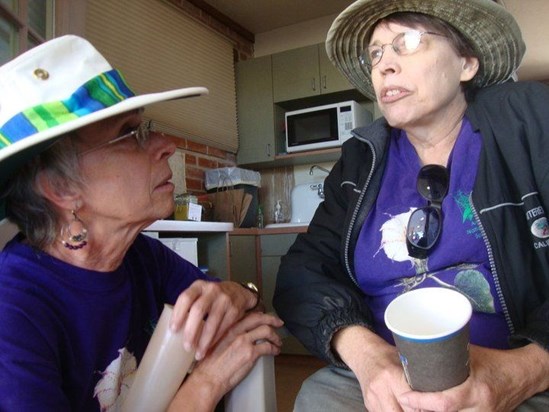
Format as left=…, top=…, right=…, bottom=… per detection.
left=0, top=35, right=208, bottom=220
left=326, top=0, right=526, bottom=100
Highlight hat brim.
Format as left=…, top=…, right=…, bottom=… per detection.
left=326, top=0, right=525, bottom=100
left=0, top=86, right=208, bottom=163
left=0, top=86, right=208, bottom=223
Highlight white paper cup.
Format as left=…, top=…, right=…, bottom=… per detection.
left=384, top=287, right=473, bottom=392
left=122, top=304, right=195, bottom=412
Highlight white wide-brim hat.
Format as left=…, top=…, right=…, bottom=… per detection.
left=326, top=0, right=526, bottom=100
left=0, top=35, right=208, bottom=219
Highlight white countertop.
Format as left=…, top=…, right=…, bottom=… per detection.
left=144, top=220, right=234, bottom=232
left=264, top=222, right=308, bottom=229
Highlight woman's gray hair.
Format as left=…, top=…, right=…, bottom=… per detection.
left=2, top=134, right=84, bottom=249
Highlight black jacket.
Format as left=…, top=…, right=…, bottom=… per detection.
left=273, top=81, right=549, bottom=365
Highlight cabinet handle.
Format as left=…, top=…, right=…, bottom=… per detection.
left=322, top=75, right=327, bottom=90
left=311, top=78, right=316, bottom=91
left=266, top=143, right=272, bottom=157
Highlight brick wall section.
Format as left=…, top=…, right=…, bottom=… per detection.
left=166, top=135, right=237, bottom=195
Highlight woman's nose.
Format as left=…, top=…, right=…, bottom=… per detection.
left=376, top=46, right=400, bottom=73
left=150, top=131, right=176, bottom=159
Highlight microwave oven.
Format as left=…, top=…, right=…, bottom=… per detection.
left=285, top=100, right=372, bottom=153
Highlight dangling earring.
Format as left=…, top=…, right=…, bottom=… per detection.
left=61, top=210, right=88, bottom=250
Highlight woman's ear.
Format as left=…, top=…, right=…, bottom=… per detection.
left=37, top=170, right=81, bottom=211
left=460, top=56, right=480, bottom=82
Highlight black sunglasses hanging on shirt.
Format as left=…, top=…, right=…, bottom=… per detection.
left=406, top=164, right=449, bottom=259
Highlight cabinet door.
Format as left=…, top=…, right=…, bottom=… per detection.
left=260, top=234, right=311, bottom=355
left=229, top=235, right=258, bottom=285
left=260, top=233, right=298, bottom=313
left=318, top=44, right=354, bottom=94
left=236, top=56, right=276, bottom=164
left=272, top=44, right=320, bottom=102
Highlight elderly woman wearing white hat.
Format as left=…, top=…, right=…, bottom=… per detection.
left=0, top=36, right=283, bottom=411
left=274, top=0, right=549, bottom=410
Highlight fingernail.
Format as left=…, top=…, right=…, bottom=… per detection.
left=195, top=351, right=204, bottom=361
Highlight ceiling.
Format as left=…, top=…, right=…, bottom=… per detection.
left=201, top=0, right=353, bottom=34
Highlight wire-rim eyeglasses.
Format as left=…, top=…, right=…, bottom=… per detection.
left=360, top=30, right=447, bottom=68
left=78, top=120, right=153, bottom=156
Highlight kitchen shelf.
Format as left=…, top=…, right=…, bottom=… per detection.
left=240, top=147, right=342, bottom=169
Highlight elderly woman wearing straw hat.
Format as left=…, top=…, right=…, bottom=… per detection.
left=0, top=36, right=283, bottom=411
left=273, top=0, right=549, bottom=410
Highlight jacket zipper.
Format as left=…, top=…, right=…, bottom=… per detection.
left=470, top=194, right=515, bottom=334
left=343, top=139, right=376, bottom=289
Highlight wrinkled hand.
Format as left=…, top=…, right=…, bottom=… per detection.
left=191, top=312, right=283, bottom=394
left=170, top=280, right=256, bottom=360
left=168, top=312, right=284, bottom=411
left=333, top=326, right=413, bottom=411
left=354, top=341, right=412, bottom=411
left=398, top=344, right=549, bottom=411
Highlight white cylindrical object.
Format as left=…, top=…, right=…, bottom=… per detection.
left=122, top=304, right=195, bottom=412
left=224, top=355, right=277, bottom=412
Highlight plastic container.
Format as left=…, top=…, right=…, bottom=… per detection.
left=174, top=193, right=200, bottom=221
left=224, top=355, right=277, bottom=412
left=122, top=304, right=195, bottom=412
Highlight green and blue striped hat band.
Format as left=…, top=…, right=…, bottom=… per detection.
left=0, top=69, right=134, bottom=147
left=0, top=35, right=208, bottom=221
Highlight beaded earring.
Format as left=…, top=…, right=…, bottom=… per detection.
left=61, top=210, right=88, bottom=250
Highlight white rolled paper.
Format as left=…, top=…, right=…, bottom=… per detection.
left=122, top=304, right=195, bottom=412
left=224, top=355, right=277, bottom=412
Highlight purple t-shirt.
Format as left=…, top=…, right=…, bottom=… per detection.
left=0, top=233, right=212, bottom=411
left=355, top=118, right=510, bottom=349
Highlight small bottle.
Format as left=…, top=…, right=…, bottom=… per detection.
left=257, top=205, right=264, bottom=228
left=274, top=200, right=284, bottom=223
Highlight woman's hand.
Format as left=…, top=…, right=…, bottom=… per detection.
left=170, top=280, right=258, bottom=361
left=168, top=312, right=284, bottom=412
left=398, top=343, right=549, bottom=411
left=332, top=325, right=413, bottom=411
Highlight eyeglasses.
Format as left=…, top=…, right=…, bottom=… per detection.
left=79, top=120, right=153, bottom=156
left=406, top=164, right=449, bottom=259
left=360, top=30, right=446, bottom=68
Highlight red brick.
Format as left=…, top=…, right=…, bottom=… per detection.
left=185, top=153, right=197, bottom=165
left=207, top=146, right=228, bottom=160
left=197, top=157, right=218, bottom=169
left=186, top=166, right=204, bottom=180
left=186, top=178, right=205, bottom=192
left=187, top=140, right=208, bottom=154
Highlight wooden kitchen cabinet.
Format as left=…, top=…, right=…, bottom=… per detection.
left=229, top=235, right=259, bottom=286
left=236, top=55, right=276, bottom=165
left=272, top=43, right=353, bottom=102
left=318, top=43, right=355, bottom=94
left=260, top=233, right=297, bottom=313
left=229, top=229, right=311, bottom=355
left=260, top=233, right=311, bottom=355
